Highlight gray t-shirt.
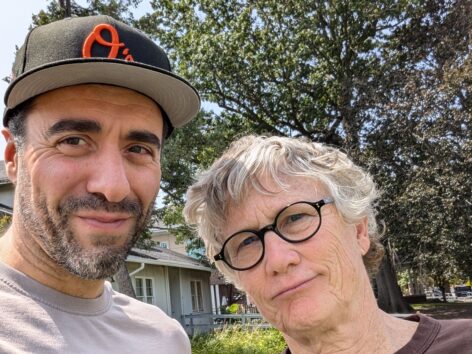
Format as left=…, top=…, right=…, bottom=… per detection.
left=0, top=261, right=191, bottom=353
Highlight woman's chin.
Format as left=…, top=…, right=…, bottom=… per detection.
left=269, top=296, right=334, bottom=333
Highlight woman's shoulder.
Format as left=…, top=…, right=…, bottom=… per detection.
left=397, top=313, right=472, bottom=353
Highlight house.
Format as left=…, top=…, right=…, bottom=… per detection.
left=149, top=223, right=256, bottom=315
left=210, top=268, right=255, bottom=314
left=151, top=226, right=187, bottom=254
left=0, top=162, right=13, bottom=216
left=116, top=246, right=212, bottom=331
left=0, top=161, right=213, bottom=332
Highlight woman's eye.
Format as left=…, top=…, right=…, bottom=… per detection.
left=236, top=235, right=259, bottom=253
left=241, top=236, right=258, bottom=247
left=286, top=213, right=306, bottom=224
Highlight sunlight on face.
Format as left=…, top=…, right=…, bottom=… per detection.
left=15, top=84, right=163, bottom=279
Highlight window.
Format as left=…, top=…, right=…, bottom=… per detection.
left=159, top=241, right=169, bottom=249
left=190, top=280, right=204, bottom=312
left=135, top=277, right=154, bottom=305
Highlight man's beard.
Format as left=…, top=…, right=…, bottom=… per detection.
left=17, top=169, right=154, bottom=280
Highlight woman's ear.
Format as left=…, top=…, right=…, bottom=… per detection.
left=356, top=217, right=370, bottom=256
left=2, top=129, right=19, bottom=184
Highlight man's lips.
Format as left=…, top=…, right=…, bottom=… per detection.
left=75, top=212, right=133, bottom=230
left=271, top=276, right=318, bottom=299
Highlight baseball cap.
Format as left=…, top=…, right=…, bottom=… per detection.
left=3, top=15, right=200, bottom=133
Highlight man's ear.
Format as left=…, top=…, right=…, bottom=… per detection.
left=356, top=217, right=370, bottom=256
left=2, top=129, right=19, bottom=184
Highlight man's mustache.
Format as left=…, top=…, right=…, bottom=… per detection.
left=58, top=194, right=142, bottom=215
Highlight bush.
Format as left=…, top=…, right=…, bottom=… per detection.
left=191, top=326, right=286, bottom=354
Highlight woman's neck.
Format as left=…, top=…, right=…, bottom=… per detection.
left=283, top=289, right=418, bottom=354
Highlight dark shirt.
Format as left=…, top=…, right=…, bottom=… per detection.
left=281, top=313, right=472, bottom=353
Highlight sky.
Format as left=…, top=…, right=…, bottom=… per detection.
left=0, top=1, right=50, bottom=155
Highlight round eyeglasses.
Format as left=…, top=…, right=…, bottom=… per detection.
left=214, top=198, right=334, bottom=271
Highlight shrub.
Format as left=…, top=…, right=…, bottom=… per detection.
left=191, top=326, right=286, bottom=354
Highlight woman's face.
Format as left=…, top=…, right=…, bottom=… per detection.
left=222, top=176, right=371, bottom=335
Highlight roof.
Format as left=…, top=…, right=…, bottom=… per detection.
left=127, top=246, right=212, bottom=272
left=0, top=161, right=11, bottom=185
left=0, top=203, right=13, bottom=216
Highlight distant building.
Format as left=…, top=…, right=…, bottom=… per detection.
left=0, top=162, right=13, bottom=216
left=151, top=227, right=187, bottom=254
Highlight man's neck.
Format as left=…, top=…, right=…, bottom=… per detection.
left=0, top=226, right=105, bottom=299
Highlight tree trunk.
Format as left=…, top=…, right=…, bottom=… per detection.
left=439, top=285, right=447, bottom=303
left=376, top=255, right=413, bottom=314
left=114, top=262, right=136, bottom=298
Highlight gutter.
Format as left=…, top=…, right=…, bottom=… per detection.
left=128, top=262, right=145, bottom=276
left=126, top=255, right=212, bottom=272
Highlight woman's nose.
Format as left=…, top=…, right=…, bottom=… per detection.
left=263, top=231, right=301, bottom=275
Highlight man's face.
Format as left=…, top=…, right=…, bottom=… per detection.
left=13, top=84, right=164, bottom=279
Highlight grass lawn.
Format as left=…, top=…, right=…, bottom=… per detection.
left=190, top=302, right=472, bottom=353
left=411, top=301, right=472, bottom=319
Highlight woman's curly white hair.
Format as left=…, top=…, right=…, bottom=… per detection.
left=184, top=135, right=384, bottom=288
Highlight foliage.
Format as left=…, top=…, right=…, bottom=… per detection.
left=191, top=326, right=286, bottom=354
left=145, top=0, right=471, bottom=302
left=364, top=0, right=472, bottom=286
left=138, top=0, right=420, bottom=149
left=32, top=0, right=142, bottom=25
left=31, top=0, right=472, bottom=308
left=0, top=215, right=12, bottom=234
left=156, top=111, right=229, bottom=256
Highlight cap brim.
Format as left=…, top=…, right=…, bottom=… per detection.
left=4, top=59, right=200, bottom=128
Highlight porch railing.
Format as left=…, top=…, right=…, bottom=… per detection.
left=182, top=313, right=270, bottom=336
left=182, top=312, right=414, bottom=336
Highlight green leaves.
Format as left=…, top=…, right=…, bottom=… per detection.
left=191, top=326, right=286, bottom=354
left=34, top=1, right=471, bottom=287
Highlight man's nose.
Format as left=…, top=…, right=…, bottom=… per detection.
left=86, top=147, right=131, bottom=203
left=263, top=231, right=301, bottom=275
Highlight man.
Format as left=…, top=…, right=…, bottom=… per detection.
left=0, top=16, right=200, bottom=353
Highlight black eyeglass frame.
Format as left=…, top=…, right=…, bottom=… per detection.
left=214, top=197, right=334, bottom=271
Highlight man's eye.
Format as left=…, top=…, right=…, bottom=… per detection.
left=59, top=137, right=85, bottom=146
left=128, top=145, right=152, bottom=155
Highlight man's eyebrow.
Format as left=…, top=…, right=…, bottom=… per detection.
left=46, top=119, right=101, bottom=137
left=127, top=130, right=161, bottom=150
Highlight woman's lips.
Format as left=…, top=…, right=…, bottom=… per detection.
left=272, top=276, right=318, bottom=299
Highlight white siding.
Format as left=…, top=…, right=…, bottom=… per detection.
left=127, top=263, right=171, bottom=315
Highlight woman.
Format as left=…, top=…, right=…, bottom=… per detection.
left=184, top=135, right=472, bottom=353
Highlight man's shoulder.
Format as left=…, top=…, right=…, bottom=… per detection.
left=106, top=283, right=184, bottom=330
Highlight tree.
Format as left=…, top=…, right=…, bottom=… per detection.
left=31, top=0, right=471, bottom=311
left=32, top=0, right=142, bottom=25
left=137, top=0, right=424, bottom=312
left=364, top=0, right=472, bottom=301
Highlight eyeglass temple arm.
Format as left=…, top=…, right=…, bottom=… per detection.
left=323, top=197, right=334, bottom=205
